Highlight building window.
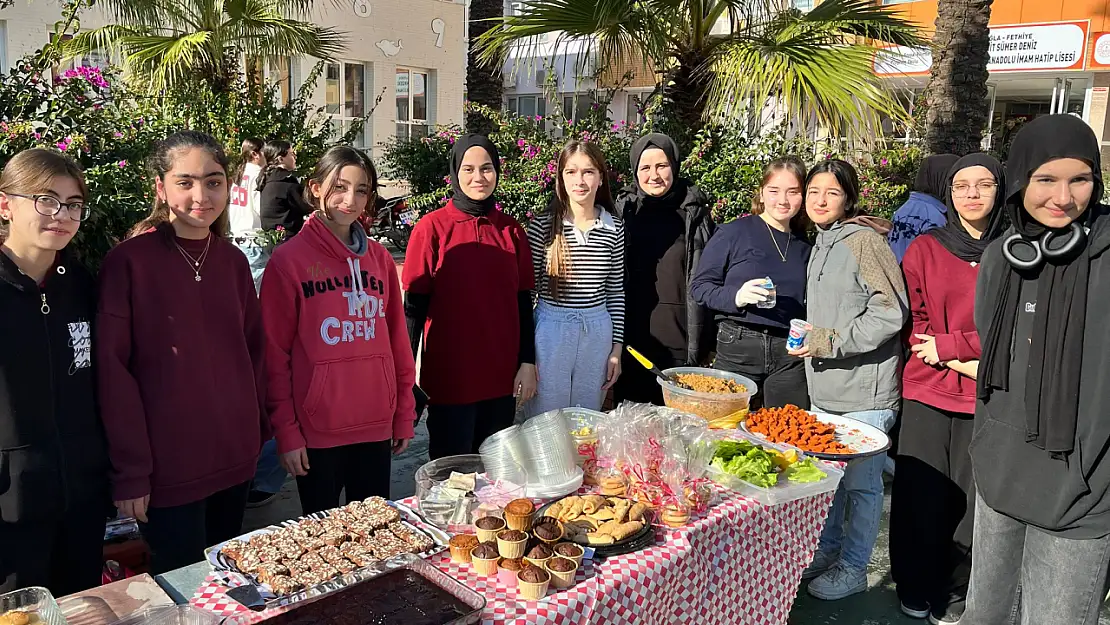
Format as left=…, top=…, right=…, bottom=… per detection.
left=562, top=95, right=593, bottom=122
left=625, top=94, right=643, bottom=125
left=792, top=0, right=814, bottom=10
left=0, top=21, right=7, bottom=73
left=507, top=95, right=545, bottom=118
left=396, top=68, right=431, bottom=140
left=326, top=61, right=369, bottom=147
left=267, top=56, right=297, bottom=106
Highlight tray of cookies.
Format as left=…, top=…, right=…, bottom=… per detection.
left=535, top=495, right=654, bottom=556
left=205, top=497, right=448, bottom=606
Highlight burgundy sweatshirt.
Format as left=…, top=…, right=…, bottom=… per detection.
left=901, top=234, right=981, bottom=414
left=97, top=226, right=268, bottom=507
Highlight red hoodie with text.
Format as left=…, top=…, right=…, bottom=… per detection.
left=260, top=215, right=416, bottom=453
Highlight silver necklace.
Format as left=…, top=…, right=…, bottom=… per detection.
left=765, top=219, right=790, bottom=262
left=174, top=234, right=213, bottom=282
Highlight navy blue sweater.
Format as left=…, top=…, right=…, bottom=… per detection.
left=690, top=214, right=811, bottom=329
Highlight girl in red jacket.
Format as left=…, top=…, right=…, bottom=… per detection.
left=260, top=146, right=416, bottom=515
left=889, top=154, right=1007, bottom=623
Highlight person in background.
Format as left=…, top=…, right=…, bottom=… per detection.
left=790, top=159, right=908, bottom=601
left=889, top=154, right=960, bottom=263
left=258, top=139, right=310, bottom=236
left=526, top=140, right=625, bottom=415
left=402, top=135, right=536, bottom=459
left=229, top=137, right=268, bottom=292
left=613, top=133, right=714, bottom=405
left=97, top=131, right=268, bottom=574
left=889, top=154, right=1007, bottom=624
left=0, top=149, right=109, bottom=595
left=260, top=146, right=415, bottom=514
left=964, top=115, right=1110, bottom=625
left=690, top=156, right=812, bottom=410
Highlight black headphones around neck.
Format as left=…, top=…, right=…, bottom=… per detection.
left=1001, top=221, right=1087, bottom=270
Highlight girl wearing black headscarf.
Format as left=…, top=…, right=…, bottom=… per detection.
left=613, top=133, right=715, bottom=404
left=889, top=153, right=961, bottom=263
left=964, top=115, right=1110, bottom=625
left=888, top=154, right=1007, bottom=624
left=401, top=135, right=537, bottom=459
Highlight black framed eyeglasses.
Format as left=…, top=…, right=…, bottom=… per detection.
left=6, top=193, right=90, bottom=222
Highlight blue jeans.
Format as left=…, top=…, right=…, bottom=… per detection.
left=529, top=300, right=613, bottom=417
left=815, top=406, right=897, bottom=571
left=233, top=240, right=270, bottom=294
left=252, top=438, right=287, bottom=494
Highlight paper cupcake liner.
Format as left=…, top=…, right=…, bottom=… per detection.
left=497, top=566, right=520, bottom=587
left=516, top=575, right=550, bottom=600
left=546, top=558, right=578, bottom=589
left=504, top=511, right=533, bottom=532
left=497, top=538, right=527, bottom=559
left=533, top=522, right=564, bottom=545
left=553, top=544, right=584, bottom=568
left=524, top=555, right=551, bottom=570
left=449, top=544, right=474, bottom=563
left=476, top=525, right=504, bottom=543
left=471, top=555, right=500, bottom=576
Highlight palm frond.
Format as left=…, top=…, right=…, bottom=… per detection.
left=799, top=0, right=924, bottom=47
left=61, top=24, right=146, bottom=60
left=121, top=31, right=217, bottom=91
left=228, top=0, right=348, bottom=59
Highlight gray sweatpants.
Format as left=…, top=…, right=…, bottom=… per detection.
left=528, top=300, right=612, bottom=417
left=964, top=490, right=1110, bottom=625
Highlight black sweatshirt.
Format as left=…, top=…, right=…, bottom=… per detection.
left=0, top=249, right=110, bottom=524
left=259, top=169, right=311, bottom=235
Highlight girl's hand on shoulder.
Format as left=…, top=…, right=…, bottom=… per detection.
left=602, top=344, right=622, bottom=390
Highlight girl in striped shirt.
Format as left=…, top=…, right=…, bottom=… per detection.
left=527, top=140, right=626, bottom=415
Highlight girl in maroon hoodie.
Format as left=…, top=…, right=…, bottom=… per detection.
left=97, top=131, right=268, bottom=574
left=260, top=146, right=416, bottom=515
left=888, top=154, right=1007, bottom=623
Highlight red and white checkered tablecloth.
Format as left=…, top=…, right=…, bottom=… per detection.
left=190, top=487, right=833, bottom=625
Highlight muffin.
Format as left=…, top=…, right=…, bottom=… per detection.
left=532, top=521, right=563, bottom=544
left=497, top=529, right=529, bottom=559
left=504, top=498, right=536, bottom=531
left=661, top=503, right=690, bottom=528
left=475, top=516, right=506, bottom=543
left=470, top=541, right=501, bottom=576
left=498, top=557, right=525, bottom=587
left=524, top=543, right=553, bottom=568
left=448, top=533, right=480, bottom=563
left=546, top=556, right=579, bottom=589
left=554, top=542, right=585, bottom=567
left=517, top=565, right=551, bottom=600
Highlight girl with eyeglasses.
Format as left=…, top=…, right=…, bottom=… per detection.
left=0, top=149, right=110, bottom=595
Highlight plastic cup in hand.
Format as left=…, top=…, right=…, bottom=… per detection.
left=756, top=277, right=776, bottom=309
left=787, top=319, right=812, bottom=350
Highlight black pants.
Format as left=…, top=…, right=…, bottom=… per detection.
left=0, top=498, right=107, bottom=596
left=427, top=396, right=516, bottom=460
left=141, top=481, right=250, bottom=575
left=889, top=399, right=975, bottom=610
left=296, top=440, right=393, bottom=516
left=711, top=321, right=809, bottom=411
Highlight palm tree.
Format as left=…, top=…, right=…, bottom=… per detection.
left=924, top=0, right=992, bottom=154
left=474, top=0, right=925, bottom=139
left=61, top=0, right=346, bottom=94
left=467, top=0, right=505, bottom=134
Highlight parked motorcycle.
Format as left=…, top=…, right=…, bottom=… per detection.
left=364, top=194, right=416, bottom=251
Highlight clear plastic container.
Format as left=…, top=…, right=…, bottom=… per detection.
left=658, top=367, right=757, bottom=421
left=561, top=407, right=605, bottom=475
left=414, top=454, right=485, bottom=529
left=705, top=431, right=844, bottom=506
left=0, top=587, right=65, bottom=625
left=110, top=606, right=220, bottom=625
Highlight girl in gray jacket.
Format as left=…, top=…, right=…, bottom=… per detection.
left=789, top=159, right=909, bottom=601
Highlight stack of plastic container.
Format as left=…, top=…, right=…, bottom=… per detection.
left=477, top=425, right=529, bottom=485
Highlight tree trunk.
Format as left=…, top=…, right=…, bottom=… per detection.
left=663, top=49, right=712, bottom=137
left=924, top=0, right=993, bottom=155
left=466, top=0, right=504, bottom=135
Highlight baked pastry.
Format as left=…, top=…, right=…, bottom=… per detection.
left=526, top=544, right=552, bottom=560
left=599, top=475, right=628, bottom=496
left=221, top=539, right=247, bottom=560
left=504, top=498, right=536, bottom=531
left=519, top=565, right=548, bottom=584
left=497, top=557, right=524, bottom=587
left=0, top=611, right=33, bottom=625
left=554, top=542, right=583, bottom=558
left=533, top=522, right=562, bottom=543
left=517, top=565, right=551, bottom=600
left=267, top=575, right=301, bottom=596
left=472, top=541, right=500, bottom=560
left=496, top=529, right=529, bottom=559
left=475, top=515, right=506, bottom=542
left=661, top=503, right=690, bottom=528
left=546, top=556, right=578, bottom=589
left=470, top=542, right=501, bottom=575
left=547, top=557, right=576, bottom=572
left=448, top=533, right=480, bottom=563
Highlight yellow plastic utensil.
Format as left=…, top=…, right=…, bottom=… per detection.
left=625, top=346, right=692, bottom=390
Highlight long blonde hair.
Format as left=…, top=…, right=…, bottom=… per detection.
left=129, top=131, right=231, bottom=239
left=0, top=148, right=87, bottom=243
left=544, top=141, right=615, bottom=299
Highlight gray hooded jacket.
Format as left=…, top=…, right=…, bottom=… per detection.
left=804, top=221, right=908, bottom=413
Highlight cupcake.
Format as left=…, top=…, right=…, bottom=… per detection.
left=661, top=503, right=690, bottom=528
left=524, top=543, right=553, bottom=569
left=554, top=542, right=584, bottom=567
left=475, top=516, right=506, bottom=543
left=517, top=564, right=551, bottom=600
left=470, top=541, right=501, bottom=576
left=546, top=556, right=578, bottom=589
left=449, top=534, right=480, bottom=563
left=532, top=520, right=563, bottom=545
left=496, top=529, right=529, bottom=559
left=503, top=498, right=536, bottom=531
left=498, top=557, right=524, bottom=587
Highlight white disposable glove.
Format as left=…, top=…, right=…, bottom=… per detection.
left=735, top=278, right=770, bottom=308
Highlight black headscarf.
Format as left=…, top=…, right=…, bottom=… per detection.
left=978, top=114, right=1101, bottom=457
left=629, top=133, right=684, bottom=206
left=914, top=153, right=961, bottom=202
left=928, top=153, right=1008, bottom=263
left=449, top=134, right=501, bottom=216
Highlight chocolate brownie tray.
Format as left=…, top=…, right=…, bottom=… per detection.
left=204, top=497, right=450, bottom=607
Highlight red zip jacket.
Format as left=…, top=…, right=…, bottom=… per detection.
left=902, top=234, right=980, bottom=414
left=260, top=215, right=416, bottom=453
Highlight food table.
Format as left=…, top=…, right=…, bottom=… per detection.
left=57, top=575, right=176, bottom=624
left=178, top=484, right=833, bottom=625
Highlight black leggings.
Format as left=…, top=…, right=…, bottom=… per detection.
left=296, top=440, right=393, bottom=516
left=0, top=497, right=108, bottom=596
left=141, top=481, right=250, bottom=575
left=426, top=396, right=516, bottom=460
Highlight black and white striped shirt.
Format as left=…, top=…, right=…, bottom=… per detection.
left=527, top=209, right=626, bottom=343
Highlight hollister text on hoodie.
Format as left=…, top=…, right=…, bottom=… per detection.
left=260, top=214, right=416, bottom=454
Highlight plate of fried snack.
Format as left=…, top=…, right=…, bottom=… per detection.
left=742, top=404, right=891, bottom=460
left=536, top=494, right=653, bottom=549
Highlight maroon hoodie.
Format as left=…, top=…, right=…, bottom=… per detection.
left=97, top=225, right=268, bottom=507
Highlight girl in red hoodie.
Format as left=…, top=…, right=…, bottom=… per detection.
left=260, top=146, right=416, bottom=515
